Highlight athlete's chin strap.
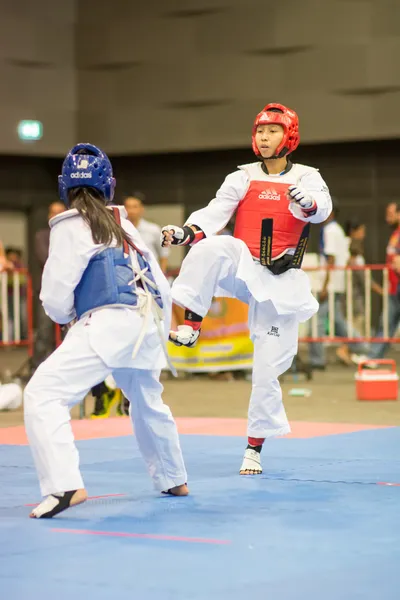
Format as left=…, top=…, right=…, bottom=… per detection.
left=261, top=160, right=293, bottom=175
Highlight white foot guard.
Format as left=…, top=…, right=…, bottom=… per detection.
left=239, top=448, right=262, bottom=475
left=169, top=325, right=200, bottom=347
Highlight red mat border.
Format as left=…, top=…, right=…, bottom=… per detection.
left=0, top=417, right=393, bottom=446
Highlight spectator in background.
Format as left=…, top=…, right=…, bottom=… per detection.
left=5, top=247, right=28, bottom=340
left=367, top=202, right=400, bottom=361
left=124, top=192, right=170, bottom=273
left=344, top=220, right=383, bottom=340
left=32, top=201, right=66, bottom=370
left=5, top=247, right=24, bottom=268
left=0, top=241, right=12, bottom=343
left=346, top=219, right=365, bottom=259
left=0, top=240, right=13, bottom=272
left=34, top=202, right=66, bottom=270
left=309, top=203, right=367, bottom=368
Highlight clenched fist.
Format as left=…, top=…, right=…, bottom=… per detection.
left=160, top=225, right=195, bottom=247
left=287, top=185, right=317, bottom=216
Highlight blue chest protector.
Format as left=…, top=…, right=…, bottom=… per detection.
left=74, top=246, right=163, bottom=320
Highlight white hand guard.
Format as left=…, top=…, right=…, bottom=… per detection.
left=160, top=225, right=195, bottom=247
left=169, top=325, right=200, bottom=347
left=287, top=185, right=317, bottom=216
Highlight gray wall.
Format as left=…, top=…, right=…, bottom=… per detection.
left=0, top=0, right=76, bottom=155
left=74, top=0, right=400, bottom=153
left=1, top=0, right=400, bottom=156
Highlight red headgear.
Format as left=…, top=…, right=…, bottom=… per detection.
left=252, top=103, right=300, bottom=158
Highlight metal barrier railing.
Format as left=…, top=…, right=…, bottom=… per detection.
left=0, top=268, right=34, bottom=356
left=301, top=263, right=400, bottom=344
left=168, top=263, right=400, bottom=345
left=3, top=264, right=399, bottom=362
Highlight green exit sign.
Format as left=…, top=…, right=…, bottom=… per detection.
left=17, top=120, right=43, bottom=141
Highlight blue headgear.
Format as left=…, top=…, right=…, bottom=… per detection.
left=58, top=143, right=116, bottom=206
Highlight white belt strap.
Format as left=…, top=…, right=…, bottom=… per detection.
left=128, top=255, right=177, bottom=377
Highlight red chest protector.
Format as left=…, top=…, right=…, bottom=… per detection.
left=234, top=180, right=305, bottom=260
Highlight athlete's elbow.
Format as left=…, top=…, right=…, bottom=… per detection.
left=308, top=207, right=332, bottom=224
left=41, top=297, right=74, bottom=325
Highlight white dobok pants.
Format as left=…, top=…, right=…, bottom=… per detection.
left=172, top=236, right=318, bottom=438
left=24, top=308, right=187, bottom=497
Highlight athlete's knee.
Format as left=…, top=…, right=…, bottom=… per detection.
left=24, top=362, right=62, bottom=414
left=278, top=355, right=295, bottom=375
left=189, top=236, right=220, bottom=259
left=253, top=364, right=279, bottom=386
left=194, top=234, right=240, bottom=254
left=254, top=355, right=294, bottom=384
left=23, top=375, right=40, bottom=415
left=205, top=238, right=245, bottom=271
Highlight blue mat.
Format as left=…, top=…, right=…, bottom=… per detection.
left=1, top=428, right=400, bottom=599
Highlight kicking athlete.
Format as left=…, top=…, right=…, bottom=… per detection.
left=161, top=103, right=332, bottom=475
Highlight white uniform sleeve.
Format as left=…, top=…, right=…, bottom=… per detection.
left=40, top=219, right=97, bottom=324
left=185, top=170, right=249, bottom=237
left=288, top=169, right=332, bottom=224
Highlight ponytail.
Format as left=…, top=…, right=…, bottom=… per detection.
left=68, top=187, right=132, bottom=247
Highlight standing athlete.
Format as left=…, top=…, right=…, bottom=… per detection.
left=25, top=143, right=188, bottom=518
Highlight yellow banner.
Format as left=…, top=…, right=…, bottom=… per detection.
left=169, top=298, right=253, bottom=372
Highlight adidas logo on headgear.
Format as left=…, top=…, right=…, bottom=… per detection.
left=70, top=172, right=92, bottom=178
